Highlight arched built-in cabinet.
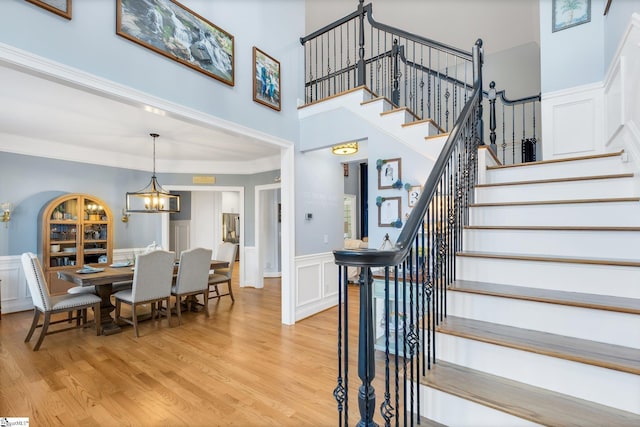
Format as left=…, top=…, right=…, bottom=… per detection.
left=39, top=193, right=113, bottom=295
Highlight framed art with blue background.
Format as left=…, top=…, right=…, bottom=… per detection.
left=253, top=47, right=281, bottom=111
left=552, top=0, right=590, bottom=32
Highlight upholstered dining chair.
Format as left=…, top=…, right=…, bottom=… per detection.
left=208, top=242, right=237, bottom=302
left=21, top=252, right=102, bottom=351
left=171, top=247, right=213, bottom=325
left=113, top=250, right=174, bottom=338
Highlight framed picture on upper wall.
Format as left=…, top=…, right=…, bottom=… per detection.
left=552, top=0, right=591, bottom=32
left=116, top=0, right=234, bottom=86
left=253, top=47, right=281, bottom=111
left=26, top=0, right=72, bottom=20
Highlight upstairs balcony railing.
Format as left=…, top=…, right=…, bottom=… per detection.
left=301, top=0, right=541, bottom=165
left=301, top=0, right=474, bottom=133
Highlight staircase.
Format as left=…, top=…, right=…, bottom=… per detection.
left=419, top=151, right=640, bottom=426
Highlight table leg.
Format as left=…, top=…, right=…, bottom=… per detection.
left=94, top=284, right=121, bottom=335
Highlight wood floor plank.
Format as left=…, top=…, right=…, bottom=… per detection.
left=421, top=359, right=640, bottom=426
left=437, top=316, right=640, bottom=374
left=451, top=280, right=640, bottom=314
left=0, top=268, right=392, bottom=426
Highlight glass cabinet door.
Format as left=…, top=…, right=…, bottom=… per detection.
left=48, top=199, right=78, bottom=268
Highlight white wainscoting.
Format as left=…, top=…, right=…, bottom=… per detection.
left=541, top=82, right=604, bottom=160
left=294, top=252, right=339, bottom=321
left=604, top=13, right=640, bottom=166
left=0, top=255, right=29, bottom=313
left=243, top=246, right=260, bottom=288
left=541, top=14, right=640, bottom=163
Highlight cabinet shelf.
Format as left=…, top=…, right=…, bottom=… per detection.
left=40, top=193, right=113, bottom=295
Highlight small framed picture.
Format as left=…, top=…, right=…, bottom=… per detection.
left=253, top=47, right=281, bottom=111
left=378, top=158, right=402, bottom=189
left=26, top=0, right=72, bottom=20
left=408, top=185, right=421, bottom=208
left=378, top=196, right=401, bottom=227
left=552, top=0, right=590, bottom=32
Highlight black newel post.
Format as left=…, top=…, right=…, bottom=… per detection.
left=357, top=267, right=378, bottom=427
left=488, top=81, right=497, bottom=154
left=391, top=39, right=400, bottom=106
left=357, top=0, right=366, bottom=87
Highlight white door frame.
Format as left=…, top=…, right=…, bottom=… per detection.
left=161, top=186, right=244, bottom=287
left=255, top=183, right=282, bottom=288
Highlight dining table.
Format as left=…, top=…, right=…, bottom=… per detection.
left=57, top=260, right=228, bottom=335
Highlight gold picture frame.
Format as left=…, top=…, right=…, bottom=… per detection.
left=26, top=0, right=72, bottom=20
left=253, top=47, right=281, bottom=111
left=116, top=0, right=234, bottom=86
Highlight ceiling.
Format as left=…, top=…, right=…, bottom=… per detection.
left=0, top=62, right=283, bottom=175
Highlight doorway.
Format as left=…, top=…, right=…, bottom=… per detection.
left=255, top=183, right=282, bottom=288
left=161, top=185, right=244, bottom=287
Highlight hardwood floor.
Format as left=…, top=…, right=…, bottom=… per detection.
left=0, top=267, right=366, bottom=426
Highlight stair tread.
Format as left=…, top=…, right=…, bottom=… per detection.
left=486, top=150, right=624, bottom=170
left=421, top=359, right=640, bottom=426
left=457, top=250, right=640, bottom=267
left=465, top=225, right=640, bottom=232
left=451, top=280, right=640, bottom=314
left=477, top=173, right=634, bottom=188
left=437, top=316, right=640, bottom=374
left=470, top=196, right=640, bottom=207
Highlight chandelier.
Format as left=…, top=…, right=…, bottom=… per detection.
left=125, top=133, right=180, bottom=213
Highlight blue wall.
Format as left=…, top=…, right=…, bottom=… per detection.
left=0, top=0, right=304, bottom=144
left=0, top=152, right=278, bottom=256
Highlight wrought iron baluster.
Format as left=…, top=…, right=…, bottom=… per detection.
left=381, top=269, right=394, bottom=427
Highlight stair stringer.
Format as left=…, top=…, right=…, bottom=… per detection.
left=299, top=87, right=447, bottom=160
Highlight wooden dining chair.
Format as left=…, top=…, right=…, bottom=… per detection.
left=21, top=252, right=102, bottom=351
left=171, top=247, right=213, bottom=325
left=208, top=242, right=237, bottom=302
left=113, top=250, right=175, bottom=338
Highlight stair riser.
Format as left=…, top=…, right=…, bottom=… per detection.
left=435, top=334, right=640, bottom=414
left=298, top=88, right=370, bottom=118
left=380, top=110, right=414, bottom=128
left=359, top=98, right=393, bottom=116
left=463, top=229, right=640, bottom=259
left=456, top=257, right=640, bottom=298
left=486, top=155, right=632, bottom=184
left=399, top=122, right=440, bottom=142
left=447, top=291, right=640, bottom=348
left=475, top=178, right=638, bottom=203
left=469, top=201, right=640, bottom=227
left=417, top=386, right=540, bottom=426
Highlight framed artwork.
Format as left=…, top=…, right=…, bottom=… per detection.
left=552, top=0, right=591, bottom=32
left=378, top=158, right=402, bottom=189
left=116, top=0, right=234, bottom=86
left=26, top=0, right=71, bottom=20
left=378, top=196, right=401, bottom=227
left=407, top=185, right=421, bottom=208
left=253, top=47, right=281, bottom=111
